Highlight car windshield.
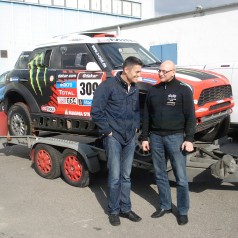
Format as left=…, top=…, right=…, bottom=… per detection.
left=98, top=43, right=161, bottom=68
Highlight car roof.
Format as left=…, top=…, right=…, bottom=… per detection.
left=35, top=32, right=137, bottom=49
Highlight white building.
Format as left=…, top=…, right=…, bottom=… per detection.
left=88, top=3, right=238, bottom=67
left=0, top=0, right=148, bottom=73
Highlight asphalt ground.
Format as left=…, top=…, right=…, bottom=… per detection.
left=0, top=134, right=238, bottom=238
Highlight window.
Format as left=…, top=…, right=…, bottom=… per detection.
left=122, top=1, right=132, bottom=15
left=60, top=45, right=95, bottom=69
left=91, top=0, right=101, bottom=11
left=66, top=0, right=77, bottom=8
left=132, top=2, right=140, bottom=17
left=112, top=0, right=122, bottom=14
left=78, top=0, right=89, bottom=10
left=39, top=0, right=52, bottom=5
left=25, top=0, right=39, bottom=3
left=53, top=0, right=64, bottom=7
left=102, top=0, right=112, bottom=13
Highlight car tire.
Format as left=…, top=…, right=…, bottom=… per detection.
left=195, top=116, right=230, bottom=142
left=7, top=102, right=32, bottom=136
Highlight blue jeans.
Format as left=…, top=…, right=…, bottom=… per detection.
left=103, top=134, right=136, bottom=214
left=150, top=133, right=189, bottom=215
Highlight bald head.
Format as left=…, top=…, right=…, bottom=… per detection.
left=158, top=60, right=176, bottom=82
left=160, top=60, right=176, bottom=71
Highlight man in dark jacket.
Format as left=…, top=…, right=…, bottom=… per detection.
left=91, top=56, right=142, bottom=226
left=142, top=60, right=196, bottom=225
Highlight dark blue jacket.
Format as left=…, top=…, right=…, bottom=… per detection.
left=91, top=72, right=140, bottom=145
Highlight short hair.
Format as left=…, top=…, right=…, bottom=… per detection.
left=122, top=56, right=143, bottom=69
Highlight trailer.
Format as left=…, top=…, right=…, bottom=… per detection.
left=0, top=131, right=238, bottom=187
left=0, top=104, right=237, bottom=186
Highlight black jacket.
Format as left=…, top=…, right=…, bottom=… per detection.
left=142, top=77, right=196, bottom=142
left=91, top=71, right=140, bottom=145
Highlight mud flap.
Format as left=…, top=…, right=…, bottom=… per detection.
left=0, top=104, right=8, bottom=136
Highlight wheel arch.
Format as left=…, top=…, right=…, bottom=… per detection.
left=4, top=83, right=40, bottom=113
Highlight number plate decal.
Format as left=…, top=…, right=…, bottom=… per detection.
left=77, top=72, right=103, bottom=105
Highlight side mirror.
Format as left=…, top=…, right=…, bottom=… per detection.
left=86, top=62, right=101, bottom=71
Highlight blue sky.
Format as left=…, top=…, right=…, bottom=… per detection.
left=155, top=0, right=238, bottom=15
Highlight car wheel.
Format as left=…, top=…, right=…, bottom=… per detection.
left=134, top=131, right=152, bottom=162
left=195, top=116, right=230, bottom=142
left=61, top=149, right=90, bottom=187
left=7, top=102, right=32, bottom=135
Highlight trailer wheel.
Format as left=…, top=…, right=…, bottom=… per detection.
left=8, top=102, right=32, bottom=136
left=34, top=144, right=61, bottom=179
left=61, top=149, right=90, bottom=187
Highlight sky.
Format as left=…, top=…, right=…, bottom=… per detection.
left=154, top=0, right=238, bottom=16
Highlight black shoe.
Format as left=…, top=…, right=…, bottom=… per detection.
left=109, top=214, right=120, bottom=226
left=177, top=215, right=188, bottom=225
left=151, top=208, right=172, bottom=218
left=119, top=211, right=142, bottom=222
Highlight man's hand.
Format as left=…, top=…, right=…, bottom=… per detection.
left=142, top=141, right=150, bottom=151
left=181, top=141, right=194, bottom=152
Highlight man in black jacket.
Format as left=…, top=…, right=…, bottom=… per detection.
left=91, top=56, right=142, bottom=226
left=142, top=60, right=196, bottom=225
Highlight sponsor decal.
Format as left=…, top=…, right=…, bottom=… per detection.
left=141, top=77, right=157, bottom=84
left=91, top=45, right=107, bottom=68
left=41, top=105, right=56, bottom=113
left=10, top=77, right=19, bottom=82
left=28, top=52, right=47, bottom=95
left=57, top=73, right=77, bottom=79
left=56, top=81, right=77, bottom=88
left=57, top=97, right=77, bottom=105
left=79, top=99, right=93, bottom=106
left=196, top=108, right=208, bottom=113
left=58, top=89, right=76, bottom=96
left=64, top=109, right=90, bottom=117
left=77, top=72, right=103, bottom=104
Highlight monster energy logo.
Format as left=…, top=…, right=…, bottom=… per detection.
left=28, top=52, right=47, bottom=95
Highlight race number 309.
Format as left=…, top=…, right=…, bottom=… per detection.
left=79, top=82, right=99, bottom=96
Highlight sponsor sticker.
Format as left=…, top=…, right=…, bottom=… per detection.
left=41, top=105, right=56, bottom=113
left=64, top=109, right=90, bottom=117
left=77, top=72, right=103, bottom=104
left=56, top=81, right=77, bottom=88
left=58, top=97, right=77, bottom=105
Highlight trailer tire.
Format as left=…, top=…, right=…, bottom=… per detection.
left=61, top=149, right=90, bottom=187
left=34, top=144, right=61, bottom=179
left=8, top=102, right=32, bottom=136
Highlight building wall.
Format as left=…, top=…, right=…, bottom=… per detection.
left=0, top=0, right=141, bottom=73
left=88, top=4, right=238, bottom=67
